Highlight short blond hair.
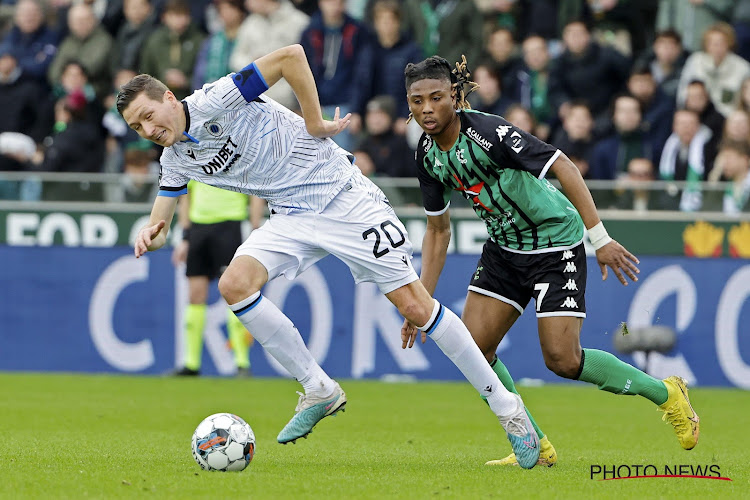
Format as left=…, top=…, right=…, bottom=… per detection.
left=702, top=22, right=736, bottom=51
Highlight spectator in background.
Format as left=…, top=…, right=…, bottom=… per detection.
left=684, top=80, right=725, bottom=164
left=733, top=0, right=750, bottom=62
left=551, top=101, right=596, bottom=177
left=659, top=108, right=710, bottom=211
left=468, top=63, right=512, bottom=117
left=38, top=91, right=106, bottom=200
left=589, top=94, right=654, bottom=180
left=504, top=103, right=537, bottom=135
left=51, top=60, right=104, bottom=126
left=140, top=0, right=204, bottom=100
left=587, top=0, right=646, bottom=57
left=300, top=0, right=372, bottom=151
left=517, top=0, right=574, bottom=43
left=734, top=76, right=750, bottom=114
left=110, top=0, right=158, bottom=73
left=678, top=22, right=750, bottom=118
left=708, top=139, right=750, bottom=214
left=627, top=67, right=674, bottom=162
left=366, top=0, right=422, bottom=135
left=48, top=3, right=113, bottom=99
left=354, top=95, right=412, bottom=178
left=0, top=0, right=58, bottom=86
left=634, top=29, right=688, bottom=101
left=615, top=157, right=656, bottom=212
left=402, top=0, right=483, bottom=65
left=230, top=0, right=308, bottom=110
left=474, top=0, right=520, bottom=34
left=549, top=20, right=630, bottom=133
left=106, top=138, right=159, bottom=203
left=656, top=0, right=734, bottom=53
left=0, top=44, right=51, bottom=199
left=516, top=34, right=553, bottom=141
left=194, top=0, right=247, bottom=89
left=102, top=68, right=140, bottom=173
left=481, top=27, right=522, bottom=100
left=0, top=45, right=51, bottom=160
left=722, top=109, right=750, bottom=146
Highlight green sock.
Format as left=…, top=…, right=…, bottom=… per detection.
left=578, top=348, right=668, bottom=405
left=489, top=357, right=545, bottom=440
left=227, top=310, right=250, bottom=370
left=184, top=304, right=206, bottom=371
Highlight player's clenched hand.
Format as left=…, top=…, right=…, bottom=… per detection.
left=401, top=319, right=426, bottom=349
left=596, top=239, right=640, bottom=285
left=308, top=106, right=351, bottom=139
left=134, top=220, right=166, bottom=258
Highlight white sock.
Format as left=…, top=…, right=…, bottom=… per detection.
left=229, top=292, right=335, bottom=396
left=420, top=300, right=518, bottom=417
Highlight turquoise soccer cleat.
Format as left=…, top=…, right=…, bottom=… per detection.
left=498, top=394, right=540, bottom=469
left=277, top=382, right=347, bottom=444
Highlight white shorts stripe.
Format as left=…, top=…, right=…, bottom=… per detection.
left=425, top=201, right=450, bottom=217
left=467, top=285, right=524, bottom=314
left=536, top=311, right=587, bottom=318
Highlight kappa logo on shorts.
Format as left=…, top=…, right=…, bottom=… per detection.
left=561, top=297, right=578, bottom=308
left=561, top=250, right=574, bottom=260
left=562, top=279, right=578, bottom=291
left=564, top=262, right=577, bottom=273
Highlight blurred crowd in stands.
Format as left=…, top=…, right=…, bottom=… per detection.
left=1, top=0, right=750, bottom=213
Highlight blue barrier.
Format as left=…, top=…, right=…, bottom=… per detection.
left=1, top=246, right=748, bottom=388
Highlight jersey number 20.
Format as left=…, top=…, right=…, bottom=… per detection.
left=362, top=221, right=405, bottom=258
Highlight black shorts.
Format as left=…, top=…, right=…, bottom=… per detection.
left=469, top=240, right=586, bottom=317
left=186, top=220, right=244, bottom=279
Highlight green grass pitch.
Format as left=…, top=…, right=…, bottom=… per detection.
left=0, top=373, right=746, bottom=499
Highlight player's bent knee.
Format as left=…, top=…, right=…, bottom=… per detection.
left=218, top=269, right=262, bottom=304
left=397, top=299, right=432, bottom=328
left=544, top=352, right=581, bottom=379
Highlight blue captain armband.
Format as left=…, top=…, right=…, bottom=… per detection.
left=232, top=62, right=269, bottom=102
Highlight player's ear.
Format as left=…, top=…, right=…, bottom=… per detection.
left=164, top=90, right=177, bottom=104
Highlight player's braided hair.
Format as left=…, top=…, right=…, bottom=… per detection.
left=404, top=55, right=479, bottom=123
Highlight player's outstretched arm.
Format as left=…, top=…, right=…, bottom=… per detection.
left=135, top=195, right=179, bottom=258
left=253, top=44, right=350, bottom=138
left=401, top=211, right=452, bottom=349
left=550, top=154, right=640, bottom=285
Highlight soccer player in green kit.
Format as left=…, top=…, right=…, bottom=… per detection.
left=401, top=56, right=700, bottom=466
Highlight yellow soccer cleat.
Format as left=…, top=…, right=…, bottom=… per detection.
left=485, top=435, right=557, bottom=467
left=659, top=376, right=700, bottom=450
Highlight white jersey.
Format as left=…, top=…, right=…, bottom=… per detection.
left=157, top=74, right=358, bottom=213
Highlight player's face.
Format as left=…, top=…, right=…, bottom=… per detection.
left=122, top=91, right=183, bottom=147
left=407, top=78, right=457, bottom=137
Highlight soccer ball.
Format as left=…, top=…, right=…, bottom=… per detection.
left=191, top=413, right=255, bottom=472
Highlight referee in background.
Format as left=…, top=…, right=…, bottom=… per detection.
left=171, top=180, right=263, bottom=376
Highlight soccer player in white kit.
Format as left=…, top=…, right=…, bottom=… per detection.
left=118, top=44, right=540, bottom=467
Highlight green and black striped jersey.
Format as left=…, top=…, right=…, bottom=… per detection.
left=416, top=110, right=584, bottom=253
